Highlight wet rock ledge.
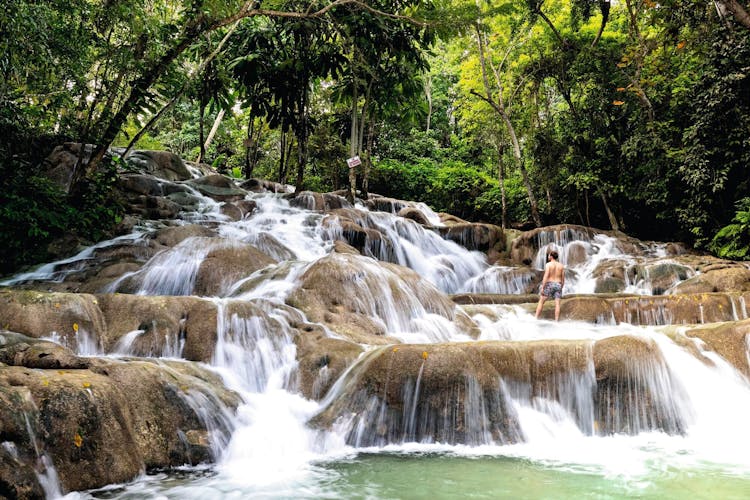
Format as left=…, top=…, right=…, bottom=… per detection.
left=0, top=332, right=240, bottom=497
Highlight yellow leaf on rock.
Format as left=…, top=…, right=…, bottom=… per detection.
left=422, top=351, right=428, bottom=360
left=74, top=433, right=83, bottom=448
left=73, top=323, right=79, bottom=333
left=393, top=347, right=399, bottom=352
left=82, top=382, right=91, bottom=388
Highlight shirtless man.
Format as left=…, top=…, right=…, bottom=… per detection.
left=535, top=250, right=565, bottom=321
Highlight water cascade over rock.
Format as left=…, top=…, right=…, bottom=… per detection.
left=2, top=148, right=750, bottom=496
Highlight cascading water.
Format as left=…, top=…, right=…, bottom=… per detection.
left=6, top=188, right=750, bottom=498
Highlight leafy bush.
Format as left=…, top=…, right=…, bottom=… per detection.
left=0, top=154, right=123, bottom=276
left=710, top=198, right=750, bottom=260
left=426, top=163, right=497, bottom=221
left=369, top=158, right=437, bottom=201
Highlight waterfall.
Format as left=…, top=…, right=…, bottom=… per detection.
left=22, top=409, right=64, bottom=499
left=5, top=186, right=750, bottom=497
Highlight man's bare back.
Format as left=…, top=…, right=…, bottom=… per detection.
left=545, top=260, right=564, bottom=283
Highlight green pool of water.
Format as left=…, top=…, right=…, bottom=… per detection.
left=84, top=452, right=750, bottom=499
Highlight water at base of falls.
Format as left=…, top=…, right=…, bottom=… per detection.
left=69, top=445, right=750, bottom=499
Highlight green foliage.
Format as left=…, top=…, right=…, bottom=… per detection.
left=675, top=26, right=750, bottom=248
left=710, top=198, right=750, bottom=260
left=369, top=158, right=437, bottom=201
left=0, top=156, right=123, bottom=275
left=427, top=163, right=497, bottom=220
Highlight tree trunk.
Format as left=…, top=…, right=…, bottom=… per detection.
left=347, top=65, right=358, bottom=204
left=294, top=124, right=308, bottom=194
left=243, top=117, right=262, bottom=179
left=362, top=120, right=375, bottom=199
left=599, top=190, right=620, bottom=232
left=124, top=90, right=184, bottom=158
left=278, top=132, right=288, bottom=184
left=196, top=94, right=207, bottom=164
left=496, top=143, right=507, bottom=231
left=202, top=108, right=226, bottom=162
left=590, top=0, right=611, bottom=47
left=474, top=24, right=542, bottom=227
left=294, top=83, right=310, bottom=194
left=424, top=75, right=433, bottom=132
left=81, top=24, right=204, bottom=189
left=718, top=0, right=750, bottom=30
left=624, top=0, right=656, bottom=122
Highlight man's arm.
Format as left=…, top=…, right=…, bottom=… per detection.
left=541, top=263, right=550, bottom=288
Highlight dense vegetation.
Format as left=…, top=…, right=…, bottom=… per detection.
left=2, top=0, right=749, bottom=274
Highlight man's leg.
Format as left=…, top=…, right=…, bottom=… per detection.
left=554, top=298, right=561, bottom=321
left=535, top=295, right=547, bottom=318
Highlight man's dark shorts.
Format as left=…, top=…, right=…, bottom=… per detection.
left=542, top=281, right=563, bottom=299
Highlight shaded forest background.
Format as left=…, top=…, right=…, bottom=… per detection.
left=2, top=0, right=750, bottom=274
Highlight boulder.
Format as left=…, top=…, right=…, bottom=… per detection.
left=0, top=340, right=240, bottom=494
left=322, top=210, right=393, bottom=259
left=0, top=331, right=90, bottom=369
left=127, top=194, right=183, bottom=220
left=592, top=259, right=629, bottom=293
left=397, top=207, right=431, bottom=226
left=43, top=143, right=96, bottom=193
left=96, top=294, right=219, bottom=360
left=295, top=327, right=363, bottom=400
left=289, top=191, right=352, bottom=212
left=510, top=224, right=600, bottom=266
left=672, top=266, right=750, bottom=294
left=312, top=336, right=684, bottom=445
left=437, top=223, right=505, bottom=254
left=186, top=175, right=247, bottom=201
left=240, top=178, right=290, bottom=193
left=220, top=200, right=257, bottom=220
left=681, top=319, right=750, bottom=376
left=438, top=212, right=469, bottom=226
left=592, top=335, right=687, bottom=435
left=165, top=191, right=204, bottom=211
left=566, top=241, right=590, bottom=267
left=125, top=150, right=192, bottom=181
left=118, top=174, right=165, bottom=197
left=0, top=290, right=106, bottom=353
left=193, top=243, right=276, bottom=297
left=364, top=196, right=409, bottom=214
left=152, top=224, right=216, bottom=248
left=286, top=253, right=462, bottom=343
left=631, top=261, right=694, bottom=295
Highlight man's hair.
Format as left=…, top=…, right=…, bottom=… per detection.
left=548, top=250, right=559, bottom=260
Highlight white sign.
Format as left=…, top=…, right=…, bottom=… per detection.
left=347, top=155, right=362, bottom=169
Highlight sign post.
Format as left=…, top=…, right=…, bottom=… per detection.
left=346, top=155, right=362, bottom=169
